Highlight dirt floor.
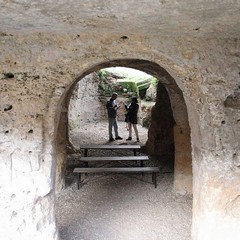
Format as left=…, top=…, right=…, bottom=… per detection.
left=55, top=120, right=192, bottom=240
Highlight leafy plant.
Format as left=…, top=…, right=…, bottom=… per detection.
left=118, top=80, right=139, bottom=97
left=150, top=77, right=159, bottom=86
left=98, top=70, right=113, bottom=96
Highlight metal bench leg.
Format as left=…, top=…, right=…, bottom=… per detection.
left=83, top=162, right=89, bottom=176
left=133, top=149, right=136, bottom=156
left=84, top=149, right=88, bottom=157
left=77, top=173, right=81, bottom=189
left=152, top=173, right=157, bottom=188
left=140, top=161, right=144, bottom=176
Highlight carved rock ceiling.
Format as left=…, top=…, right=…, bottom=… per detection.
left=0, top=0, right=240, bottom=38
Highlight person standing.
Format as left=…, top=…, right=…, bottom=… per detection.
left=125, top=96, right=140, bottom=142
left=106, top=92, right=123, bottom=141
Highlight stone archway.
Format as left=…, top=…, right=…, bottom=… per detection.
left=55, top=59, right=192, bottom=196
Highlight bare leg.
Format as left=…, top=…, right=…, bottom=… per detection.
left=132, top=124, right=139, bottom=139
left=128, top=122, right=132, bottom=138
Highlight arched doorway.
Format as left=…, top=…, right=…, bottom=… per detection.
left=55, top=59, right=192, bottom=194
left=54, top=59, right=192, bottom=239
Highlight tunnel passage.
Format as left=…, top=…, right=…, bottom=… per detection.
left=55, top=59, right=192, bottom=195
left=54, top=59, right=192, bottom=240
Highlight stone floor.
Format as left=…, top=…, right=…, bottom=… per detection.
left=55, top=120, right=192, bottom=240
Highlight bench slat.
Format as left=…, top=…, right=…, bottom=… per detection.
left=82, top=144, right=141, bottom=157
left=81, top=144, right=141, bottom=150
left=74, top=167, right=159, bottom=173
left=80, top=156, right=149, bottom=162
left=74, top=167, right=159, bottom=189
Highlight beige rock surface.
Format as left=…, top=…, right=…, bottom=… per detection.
left=1, top=1, right=240, bottom=239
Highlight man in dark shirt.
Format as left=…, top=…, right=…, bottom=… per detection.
left=106, top=92, right=123, bottom=141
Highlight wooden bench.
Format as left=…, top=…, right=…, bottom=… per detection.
left=80, top=155, right=149, bottom=167
left=73, top=167, right=160, bottom=189
left=81, top=144, right=141, bottom=157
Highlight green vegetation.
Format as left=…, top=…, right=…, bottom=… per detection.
left=118, top=78, right=139, bottom=97
left=150, top=77, right=159, bottom=86
left=98, top=69, right=158, bottom=98
left=98, top=70, right=113, bottom=96
left=98, top=69, right=107, bottom=80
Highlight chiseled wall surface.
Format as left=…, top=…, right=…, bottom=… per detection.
left=0, top=32, right=239, bottom=240
left=68, top=73, right=106, bottom=127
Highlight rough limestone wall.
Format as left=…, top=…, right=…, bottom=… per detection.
left=181, top=39, right=240, bottom=240
left=146, top=82, right=175, bottom=156
left=0, top=71, right=63, bottom=240
left=155, top=86, right=192, bottom=195
left=68, top=73, right=105, bottom=128
left=55, top=105, right=68, bottom=193
left=168, top=87, right=192, bottom=195
left=0, top=32, right=239, bottom=240
left=146, top=74, right=192, bottom=195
